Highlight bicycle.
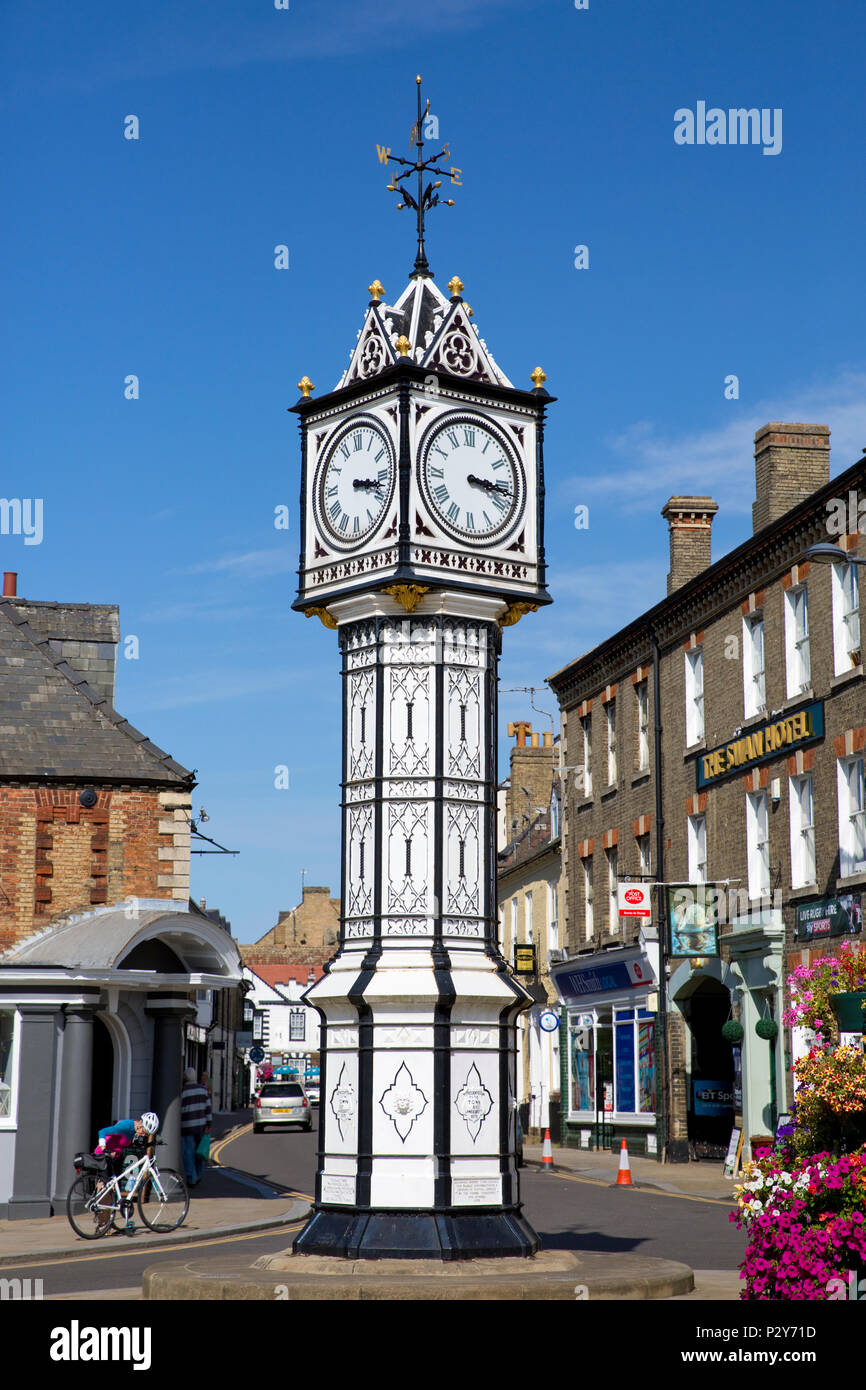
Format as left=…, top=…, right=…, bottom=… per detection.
left=66, top=1140, right=189, bottom=1240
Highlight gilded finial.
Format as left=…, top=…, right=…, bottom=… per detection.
left=395, top=334, right=412, bottom=357
left=530, top=367, right=547, bottom=389
left=368, top=280, right=384, bottom=303
left=464, top=303, right=473, bottom=318
left=297, top=376, right=315, bottom=398
left=416, top=75, right=422, bottom=85
left=447, top=275, right=464, bottom=298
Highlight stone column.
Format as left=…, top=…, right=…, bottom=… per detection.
left=52, top=1002, right=98, bottom=1207
left=7, top=1004, right=61, bottom=1219
left=146, top=996, right=195, bottom=1174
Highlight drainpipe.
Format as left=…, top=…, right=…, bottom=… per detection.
left=651, top=629, right=669, bottom=1162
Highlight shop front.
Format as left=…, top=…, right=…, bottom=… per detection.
left=551, top=947, right=659, bottom=1157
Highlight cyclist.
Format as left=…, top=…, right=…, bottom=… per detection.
left=93, top=1111, right=159, bottom=1233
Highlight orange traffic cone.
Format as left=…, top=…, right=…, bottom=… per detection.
left=615, top=1137, right=633, bottom=1186
left=541, top=1128, right=554, bottom=1170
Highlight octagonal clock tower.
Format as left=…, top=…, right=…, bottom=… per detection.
left=291, top=82, right=553, bottom=1259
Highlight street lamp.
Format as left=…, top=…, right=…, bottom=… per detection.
left=802, top=543, right=866, bottom=566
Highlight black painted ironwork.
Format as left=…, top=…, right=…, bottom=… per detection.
left=382, top=77, right=458, bottom=279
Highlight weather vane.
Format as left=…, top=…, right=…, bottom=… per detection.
left=376, top=75, right=462, bottom=279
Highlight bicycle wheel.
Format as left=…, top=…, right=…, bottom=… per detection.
left=137, top=1169, right=189, bottom=1232
left=67, top=1174, right=118, bottom=1240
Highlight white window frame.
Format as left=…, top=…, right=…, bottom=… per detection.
left=0, top=1008, right=20, bottom=1128
left=525, top=890, right=534, bottom=945
left=784, top=585, right=811, bottom=697
left=636, top=682, right=650, bottom=770
left=637, top=832, right=651, bottom=877
left=789, top=773, right=816, bottom=889
left=743, top=615, right=766, bottom=718
left=687, top=814, right=707, bottom=884
left=511, top=896, right=518, bottom=949
left=685, top=648, right=705, bottom=746
left=548, top=881, right=559, bottom=951
left=832, top=563, right=861, bottom=675
left=498, top=905, right=505, bottom=951
left=550, top=790, right=560, bottom=840
left=747, top=790, right=771, bottom=900
left=606, top=845, right=618, bottom=929
left=606, top=701, right=617, bottom=785
left=582, top=857, right=594, bottom=940
left=582, top=715, right=593, bottom=798
left=837, top=756, right=866, bottom=878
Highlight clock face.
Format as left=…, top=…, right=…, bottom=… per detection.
left=314, top=418, right=395, bottom=549
left=418, top=414, right=524, bottom=543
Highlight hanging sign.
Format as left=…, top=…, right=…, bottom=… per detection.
left=666, top=885, right=720, bottom=958
left=618, top=883, right=652, bottom=918
left=514, top=944, right=537, bottom=974
left=538, top=1010, right=561, bottom=1032
left=794, top=893, right=862, bottom=941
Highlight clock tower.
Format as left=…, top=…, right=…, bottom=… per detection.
left=291, top=81, right=553, bottom=1259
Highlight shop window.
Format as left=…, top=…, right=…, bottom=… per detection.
left=789, top=773, right=816, bottom=888
left=685, top=648, right=704, bottom=746
left=568, top=1007, right=655, bottom=1117
left=743, top=615, right=766, bottom=718
left=0, top=1010, right=16, bottom=1121
left=832, top=562, right=861, bottom=675
left=837, top=756, right=866, bottom=878
left=784, top=585, right=811, bottom=697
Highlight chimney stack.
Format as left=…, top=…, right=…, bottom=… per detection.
left=752, top=423, right=830, bottom=533
left=3, top=573, right=17, bottom=596
left=661, top=497, right=719, bottom=594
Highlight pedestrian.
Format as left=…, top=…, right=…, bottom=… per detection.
left=181, top=1067, right=212, bottom=1187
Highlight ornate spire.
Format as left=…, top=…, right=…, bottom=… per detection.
left=379, top=76, right=460, bottom=279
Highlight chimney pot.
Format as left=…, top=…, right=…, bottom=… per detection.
left=3, top=573, right=17, bottom=597
left=661, top=497, right=718, bottom=594
left=509, top=720, right=532, bottom=748
left=752, top=422, right=830, bottom=533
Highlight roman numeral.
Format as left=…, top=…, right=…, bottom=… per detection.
left=352, top=432, right=364, bottom=451
left=445, top=430, right=460, bottom=449
left=463, top=427, right=476, bottom=447
left=329, top=501, right=341, bottom=519
left=465, top=512, right=475, bottom=532
left=338, top=513, right=349, bottom=532
left=433, top=445, right=448, bottom=459
left=429, top=466, right=444, bottom=478
left=353, top=517, right=360, bottom=534
left=433, top=484, right=449, bottom=504
left=481, top=439, right=490, bottom=454
left=375, top=449, right=385, bottom=462
left=490, top=493, right=508, bottom=513
left=483, top=511, right=493, bottom=528
left=326, top=485, right=338, bottom=498
left=491, top=458, right=506, bottom=470
left=446, top=502, right=460, bottom=521
left=339, top=442, right=350, bottom=460
left=377, top=468, right=388, bottom=482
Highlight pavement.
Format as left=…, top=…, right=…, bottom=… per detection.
left=0, top=1112, right=310, bottom=1271
left=0, top=1119, right=744, bottom=1299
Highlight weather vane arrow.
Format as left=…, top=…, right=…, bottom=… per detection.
left=376, top=75, right=461, bottom=279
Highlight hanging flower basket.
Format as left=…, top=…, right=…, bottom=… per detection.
left=722, top=1020, right=745, bottom=1044
left=755, top=1018, right=778, bottom=1041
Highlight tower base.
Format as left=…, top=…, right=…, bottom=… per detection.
left=293, top=1206, right=540, bottom=1260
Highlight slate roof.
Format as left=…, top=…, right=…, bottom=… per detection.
left=0, top=597, right=193, bottom=785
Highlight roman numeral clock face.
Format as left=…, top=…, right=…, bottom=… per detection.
left=419, top=415, right=525, bottom=542
left=314, top=419, right=396, bottom=548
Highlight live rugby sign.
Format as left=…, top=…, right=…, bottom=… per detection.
left=696, top=700, right=824, bottom=789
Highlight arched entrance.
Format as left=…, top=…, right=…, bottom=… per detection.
left=675, top=975, right=734, bottom=1158
left=89, top=1015, right=115, bottom=1143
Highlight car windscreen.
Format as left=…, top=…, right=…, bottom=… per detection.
left=260, top=1083, right=303, bottom=1098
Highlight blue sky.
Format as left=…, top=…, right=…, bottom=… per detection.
left=3, top=0, right=865, bottom=938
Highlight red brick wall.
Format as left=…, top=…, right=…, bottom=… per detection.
left=0, top=786, right=180, bottom=951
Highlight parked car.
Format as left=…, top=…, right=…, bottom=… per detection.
left=253, top=1081, right=313, bottom=1133
left=304, top=1083, right=320, bottom=1105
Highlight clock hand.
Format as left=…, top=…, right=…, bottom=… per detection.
left=353, top=478, right=382, bottom=491
left=467, top=474, right=511, bottom=496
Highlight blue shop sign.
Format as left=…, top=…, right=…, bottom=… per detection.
left=693, top=1080, right=733, bottom=1117
left=553, top=957, right=651, bottom=1004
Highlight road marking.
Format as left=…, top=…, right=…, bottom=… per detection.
left=535, top=1169, right=732, bottom=1206
left=0, top=1221, right=308, bottom=1273
left=209, top=1125, right=253, bottom=1167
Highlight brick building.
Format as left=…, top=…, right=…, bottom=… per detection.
left=548, top=423, right=866, bottom=1163
left=0, top=580, right=241, bottom=1217
left=496, top=721, right=562, bottom=1135
left=238, top=884, right=340, bottom=973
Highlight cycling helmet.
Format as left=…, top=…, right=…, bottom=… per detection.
left=140, top=1111, right=159, bottom=1135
